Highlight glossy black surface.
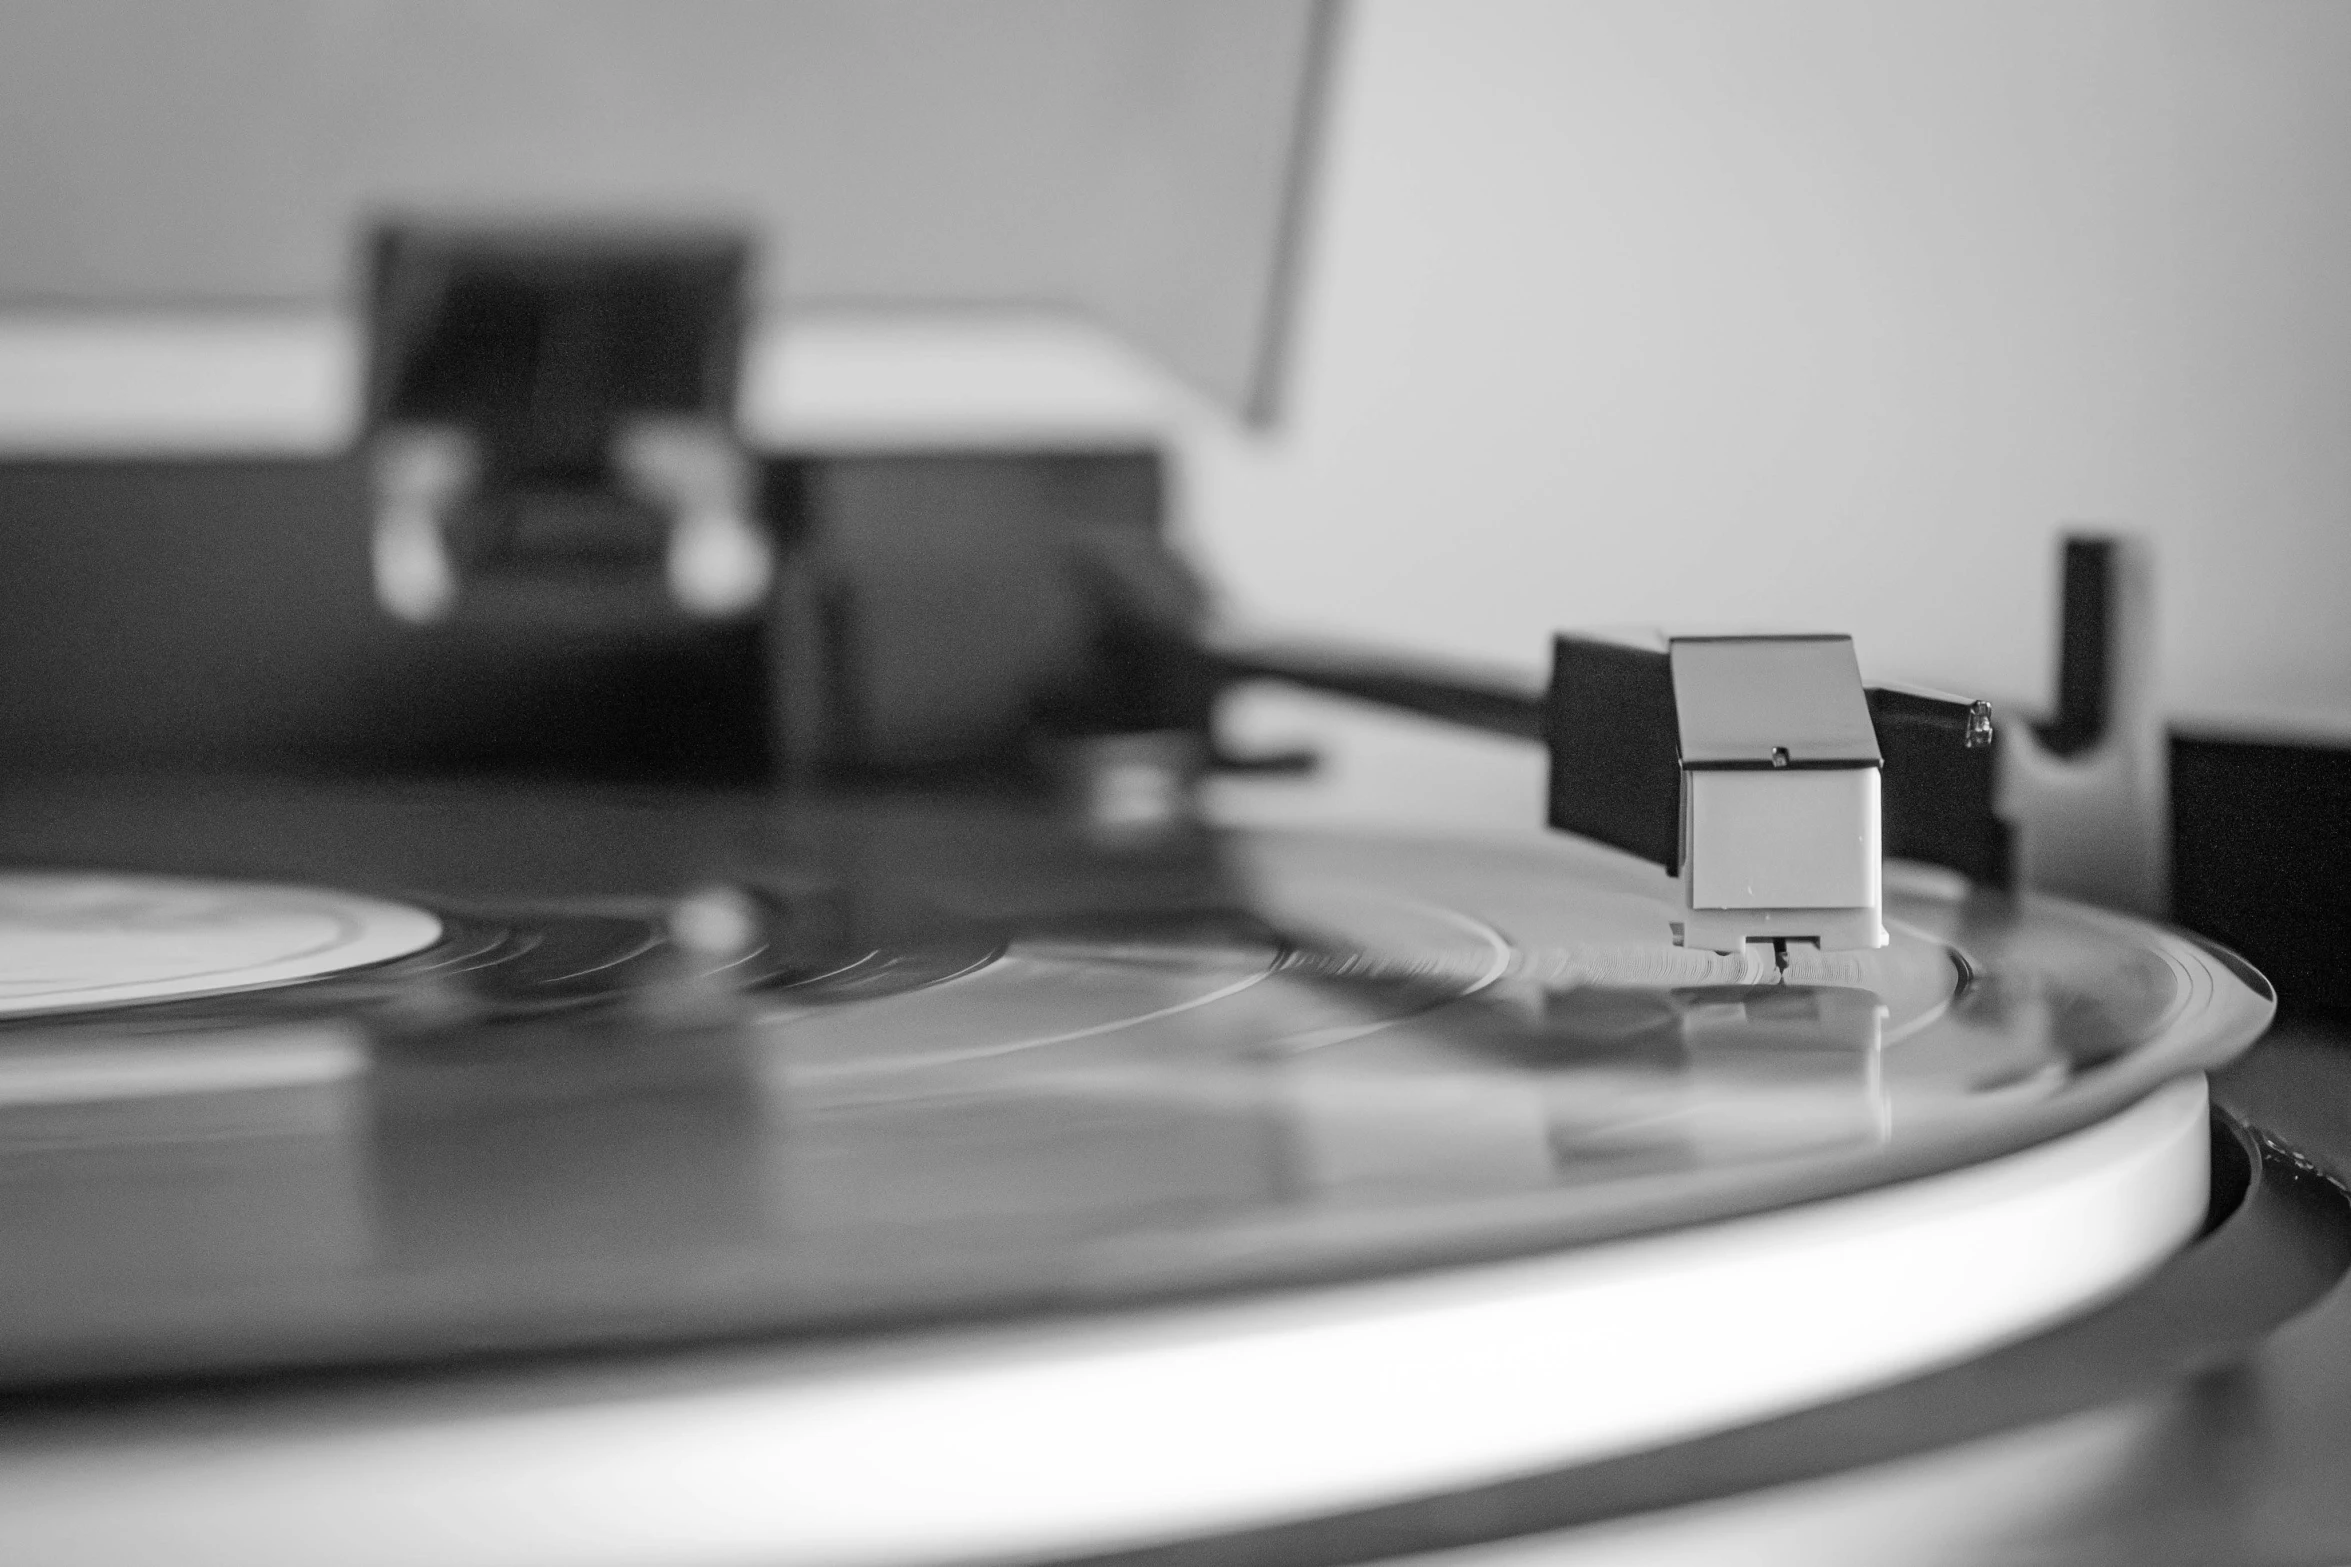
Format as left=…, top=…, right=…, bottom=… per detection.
left=0, top=777, right=2273, bottom=1391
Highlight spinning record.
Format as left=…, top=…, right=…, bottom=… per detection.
left=0, top=793, right=2283, bottom=1565
left=0, top=806, right=2268, bottom=1383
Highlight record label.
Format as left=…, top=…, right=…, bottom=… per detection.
left=0, top=872, right=443, bottom=1017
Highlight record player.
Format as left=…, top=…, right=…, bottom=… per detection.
left=0, top=215, right=2346, bottom=1567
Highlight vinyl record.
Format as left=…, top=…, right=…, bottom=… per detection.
left=0, top=799, right=2268, bottom=1390
left=0, top=785, right=2286, bottom=1566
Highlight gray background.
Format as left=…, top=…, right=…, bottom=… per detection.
left=0, top=0, right=1324, bottom=414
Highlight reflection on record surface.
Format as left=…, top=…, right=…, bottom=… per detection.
left=0, top=802, right=2268, bottom=1388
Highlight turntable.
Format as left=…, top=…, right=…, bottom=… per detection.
left=0, top=364, right=2345, bottom=1564
left=0, top=188, right=2348, bottom=1567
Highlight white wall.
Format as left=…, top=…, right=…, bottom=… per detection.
left=1188, top=0, right=2351, bottom=729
